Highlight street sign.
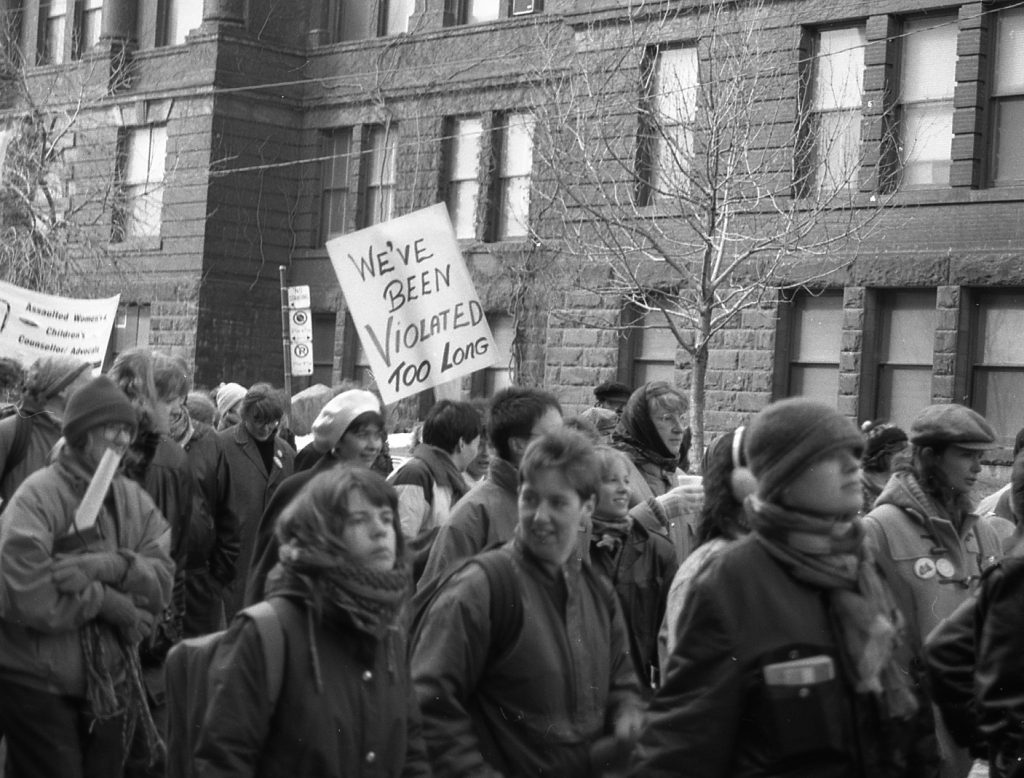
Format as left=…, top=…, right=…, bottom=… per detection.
left=290, top=341, right=313, bottom=375
left=287, top=285, right=310, bottom=309
left=289, top=308, right=312, bottom=342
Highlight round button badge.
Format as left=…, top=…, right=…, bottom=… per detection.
left=913, top=558, right=937, bottom=580
left=935, top=558, right=956, bottom=578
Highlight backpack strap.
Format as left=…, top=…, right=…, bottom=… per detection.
left=241, top=598, right=286, bottom=705
left=472, top=549, right=523, bottom=663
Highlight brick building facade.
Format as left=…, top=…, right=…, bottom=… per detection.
left=2, top=0, right=1023, bottom=467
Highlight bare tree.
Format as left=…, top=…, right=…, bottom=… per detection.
left=0, top=16, right=136, bottom=296
left=529, top=0, right=892, bottom=463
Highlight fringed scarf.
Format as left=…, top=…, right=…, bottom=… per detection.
left=266, top=541, right=411, bottom=691
left=747, top=497, right=919, bottom=720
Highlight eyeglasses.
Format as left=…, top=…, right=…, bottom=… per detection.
left=654, top=413, right=685, bottom=427
left=251, top=418, right=280, bottom=431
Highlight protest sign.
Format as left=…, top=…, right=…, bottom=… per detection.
left=327, top=203, right=497, bottom=405
left=0, top=280, right=120, bottom=369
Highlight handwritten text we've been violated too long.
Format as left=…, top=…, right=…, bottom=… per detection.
left=326, top=204, right=498, bottom=404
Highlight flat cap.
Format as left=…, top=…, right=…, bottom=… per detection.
left=909, top=404, right=996, bottom=450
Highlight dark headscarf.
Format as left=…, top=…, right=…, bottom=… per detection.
left=611, top=381, right=681, bottom=469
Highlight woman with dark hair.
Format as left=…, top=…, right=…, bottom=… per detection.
left=866, top=403, right=1004, bottom=778
left=860, top=421, right=908, bottom=512
left=657, top=427, right=751, bottom=672
left=194, top=468, right=430, bottom=778
left=612, top=381, right=689, bottom=505
left=218, top=382, right=296, bottom=619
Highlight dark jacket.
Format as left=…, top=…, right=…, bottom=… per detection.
left=0, top=410, right=62, bottom=506
left=973, top=557, right=1024, bottom=777
left=181, top=422, right=239, bottom=636
left=416, top=457, right=518, bottom=588
left=195, top=595, right=431, bottom=778
left=411, top=540, right=642, bottom=778
left=217, top=425, right=295, bottom=618
left=630, top=533, right=936, bottom=778
left=923, top=595, right=983, bottom=755
left=589, top=520, right=678, bottom=692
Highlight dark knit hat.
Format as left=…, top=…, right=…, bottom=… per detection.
left=909, top=404, right=996, bottom=450
left=743, top=398, right=864, bottom=503
left=594, top=381, right=632, bottom=404
left=63, top=375, right=137, bottom=442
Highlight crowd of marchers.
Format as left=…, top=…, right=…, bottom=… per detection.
left=0, top=350, right=1023, bottom=778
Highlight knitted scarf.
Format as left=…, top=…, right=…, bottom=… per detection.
left=747, top=497, right=918, bottom=720
left=591, top=512, right=632, bottom=554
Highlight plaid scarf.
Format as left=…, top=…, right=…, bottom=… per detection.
left=747, top=497, right=918, bottom=720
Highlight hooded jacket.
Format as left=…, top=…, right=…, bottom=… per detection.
left=0, top=447, right=174, bottom=697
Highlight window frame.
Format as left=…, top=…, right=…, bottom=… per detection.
left=989, top=6, right=1024, bottom=186
left=71, top=0, right=103, bottom=60
left=156, top=0, right=203, bottom=47
left=112, top=124, right=168, bottom=243
left=773, top=289, right=844, bottom=405
left=37, top=0, right=67, bottom=65
left=441, top=115, right=484, bottom=240
left=963, top=288, right=1024, bottom=446
left=359, top=123, right=398, bottom=229
left=485, top=110, right=534, bottom=242
left=619, top=298, right=679, bottom=388
left=317, top=127, right=355, bottom=245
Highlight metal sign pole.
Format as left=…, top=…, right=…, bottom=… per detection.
left=279, top=265, right=292, bottom=410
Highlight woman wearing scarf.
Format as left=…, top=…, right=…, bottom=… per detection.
left=194, top=468, right=430, bottom=778
left=631, top=398, right=936, bottom=778
left=587, top=447, right=677, bottom=695
left=612, top=381, right=689, bottom=503
left=866, top=404, right=1003, bottom=778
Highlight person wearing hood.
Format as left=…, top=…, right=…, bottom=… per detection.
left=244, top=389, right=384, bottom=605
left=631, top=398, right=935, bottom=778
left=0, top=355, right=92, bottom=509
left=194, top=468, right=430, bottom=778
left=0, top=376, right=174, bottom=777
left=612, top=381, right=690, bottom=504
left=865, top=403, right=1003, bottom=778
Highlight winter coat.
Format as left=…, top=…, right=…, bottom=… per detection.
left=589, top=519, right=678, bottom=692
left=416, top=457, right=518, bottom=587
left=217, top=425, right=295, bottom=618
left=0, top=448, right=174, bottom=698
left=630, top=533, right=936, bottom=778
left=181, top=422, right=239, bottom=636
left=194, top=595, right=431, bottom=778
left=411, top=540, right=643, bottom=778
left=973, top=557, right=1024, bottom=777
left=864, top=471, right=1002, bottom=649
left=0, top=410, right=62, bottom=506
left=389, top=445, right=469, bottom=540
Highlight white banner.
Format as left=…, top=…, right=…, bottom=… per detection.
left=0, top=280, right=120, bottom=369
left=327, top=203, right=497, bottom=405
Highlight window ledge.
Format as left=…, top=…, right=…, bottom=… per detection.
left=108, top=236, right=163, bottom=253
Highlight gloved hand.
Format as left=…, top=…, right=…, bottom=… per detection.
left=52, top=552, right=129, bottom=594
left=97, top=586, right=154, bottom=645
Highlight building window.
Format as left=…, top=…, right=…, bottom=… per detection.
left=807, top=25, right=866, bottom=194
left=967, top=290, right=1024, bottom=445
left=384, top=0, right=415, bottom=34
left=72, top=0, right=103, bottom=60
left=113, top=125, right=167, bottom=241
left=622, top=301, right=677, bottom=387
left=103, top=303, right=151, bottom=368
left=360, top=125, right=397, bottom=227
left=637, top=43, right=699, bottom=206
left=780, top=291, right=843, bottom=405
left=488, top=112, right=534, bottom=241
left=443, top=116, right=483, bottom=240
left=447, top=0, right=500, bottom=25
left=37, top=0, right=67, bottom=65
left=863, top=289, right=936, bottom=429
left=158, top=0, right=202, bottom=46
left=896, top=16, right=957, bottom=188
left=991, top=7, right=1024, bottom=185
left=472, top=314, right=514, bottom=397
left=319, top=128, right=353, bottom=244
left=311, top=312, right=337, bottom=386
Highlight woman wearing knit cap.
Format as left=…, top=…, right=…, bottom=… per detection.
left=0, top=376, right=174, bottom=777
left=214, top=382, right=247, bottom=431
left=860, top=421, right=909, bottom=512
left=631, top=397, right=934, bottom=778
left=243, top=389, right=383, bottom=606
left=194, top=468, right=430, bottom=778
left=865, top=403, right=1003, bottom=778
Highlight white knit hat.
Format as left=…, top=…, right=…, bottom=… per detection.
left=311, top=389, right=382, bottom=451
